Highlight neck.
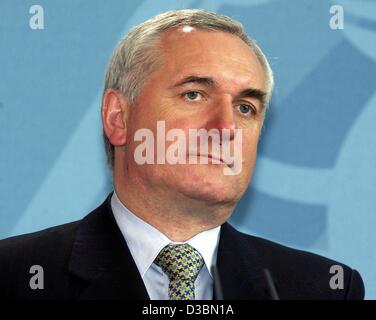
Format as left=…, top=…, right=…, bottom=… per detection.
left=113, top=166, right=235, bottom=242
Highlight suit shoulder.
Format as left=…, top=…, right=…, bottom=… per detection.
left=0, top=220, right=80, bottom=265
left=241, top=231, right=341, bottom=267
left=229, top=226, right=364, bottom=299
left=225, top=224, right=340, bottom=265
left=0, top=220, right=81, bottom=298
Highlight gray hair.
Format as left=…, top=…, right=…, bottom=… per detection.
left=102, top=9, right=274, bottom=171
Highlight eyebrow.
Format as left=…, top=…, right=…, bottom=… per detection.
left=170, top=75, right=218, bottom=88
left=171, top=75, right=267, bottom=110
left=236, top=88, right=267, bottom=109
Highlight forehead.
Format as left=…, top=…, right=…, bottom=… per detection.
left=157, top=27, right=265, bottom=91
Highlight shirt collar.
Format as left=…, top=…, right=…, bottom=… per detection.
left=111, top=190, right=221, bottom=278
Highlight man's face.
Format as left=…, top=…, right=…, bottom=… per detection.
left=123, top=28, right=266, bottom=206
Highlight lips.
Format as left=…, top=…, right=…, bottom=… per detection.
left=204, top=154, right=225, bottom=164
left=188, top=152, right=227, bottom=165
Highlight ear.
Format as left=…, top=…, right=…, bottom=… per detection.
left=102, top=89, right=129, bottom=146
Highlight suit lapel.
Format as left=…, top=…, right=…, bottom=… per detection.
left=68, top=192, right=150, bottom=299
left=67, top=193, right=272, bottom=300
left=216, top=223, right=271, bottom=300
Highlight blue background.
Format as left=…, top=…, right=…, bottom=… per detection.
left=1, top=0, right=375, bottom=299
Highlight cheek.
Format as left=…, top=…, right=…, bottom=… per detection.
left=131, top=106, right=156, bottom=128
left=244, top=135, right=258, bottom=155
left=164, top=113, right=196, bottom=130
left=241, top=131, right=259, bottom=166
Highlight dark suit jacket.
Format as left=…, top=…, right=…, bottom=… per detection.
left=0, top=192, right=364, bottom=300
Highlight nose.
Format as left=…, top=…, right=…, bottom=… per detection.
left=204, top=96, right=236, bottom=142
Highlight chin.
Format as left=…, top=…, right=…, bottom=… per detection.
left=184, top=190, right=239, bottom=205
left=172, top=167, right=243, bottom=204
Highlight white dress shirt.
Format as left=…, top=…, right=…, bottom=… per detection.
left=111, top=190, right=221, bottom=300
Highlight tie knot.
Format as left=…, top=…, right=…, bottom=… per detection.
left=154, top=243, right=204, bottom=282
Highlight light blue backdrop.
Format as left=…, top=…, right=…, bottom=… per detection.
left=0, top=0, right=375, bottom=299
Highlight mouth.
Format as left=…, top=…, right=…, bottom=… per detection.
left=188, top=152, right=227, bottom=165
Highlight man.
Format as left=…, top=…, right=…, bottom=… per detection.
left=0, top=9, right=364, bottom=300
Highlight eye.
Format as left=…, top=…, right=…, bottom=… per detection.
left=236, top=103, right=255, bottom=116
left=184, top=91, right=201, bottom=101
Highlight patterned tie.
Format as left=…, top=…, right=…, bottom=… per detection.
left=154, top=243, right=204, bottom=300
